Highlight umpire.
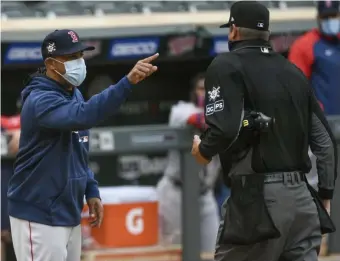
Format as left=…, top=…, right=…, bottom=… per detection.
left=191, top=1, right=337, bottom=261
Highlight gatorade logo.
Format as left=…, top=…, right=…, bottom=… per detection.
left=125, top=207, right=144, bottom=235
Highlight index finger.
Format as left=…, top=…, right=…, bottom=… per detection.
left=141, top=53, right=159, bottom=63
left=97, top=206, right=104, bottom=227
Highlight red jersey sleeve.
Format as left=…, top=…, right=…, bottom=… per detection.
left=288, top=30, right=319, bottom=79
left=1, top=115, right=21, bottom=130
left=187, top=112, right=208, bottom=130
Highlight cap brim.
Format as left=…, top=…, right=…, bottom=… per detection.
left=77, top=43, right=95, bottom=52
left=59, top=43, right=95, bottom=56
left=219, top=22, right=230, bottom=28
left=318, top=9, right=339, bottom=17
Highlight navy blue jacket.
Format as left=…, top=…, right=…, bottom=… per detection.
left=8, top=75, right=131, bottom=226
left=1, top=127, right=11, bottom=230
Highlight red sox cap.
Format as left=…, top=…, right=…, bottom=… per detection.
left=317, top=0, right=340, bottom=16
left=220, top=1, right=270, bottom=31
left=41, top=29, right=95, bottom=60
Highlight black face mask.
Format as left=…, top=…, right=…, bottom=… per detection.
left=228, top=40, right=235, bottom=51
left=228, top=28, right=236, bottom=51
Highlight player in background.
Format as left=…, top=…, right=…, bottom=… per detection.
left=288, top=1, right=339, bottom=255
left=156, top=73, right=220, bottom=252
left=1, top=111, right=21, bottom=261
left=289, top=0, right=340, bottom=115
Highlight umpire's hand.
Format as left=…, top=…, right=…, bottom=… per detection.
left=87, top=198, right=104, bottom=228
left=127, top=53, right=159, bottom=84
left=191, top=135, right=211, bottom=165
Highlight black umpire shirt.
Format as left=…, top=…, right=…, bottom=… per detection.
left=198, top=39, right=338, bottom=200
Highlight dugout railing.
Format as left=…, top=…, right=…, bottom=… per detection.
left=84, top=121, right=340, bottom=256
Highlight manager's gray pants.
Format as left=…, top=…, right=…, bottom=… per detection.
left=215, top=175, right=322, bottom=261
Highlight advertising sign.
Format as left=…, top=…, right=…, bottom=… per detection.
left=210, top=36, right=229, bottom=56
left=82, top=40, right=102, bottom=60
left=3, top=40, right=103, bottom=66
left=167, top=35, right=197, bottom=56
left=109, top=37, right=160, bottom=59
left=117, top=154, right=168, bottom=181
left=270, top=33, right=301, bottom=53
left=4, top=43, right=42, bottom=65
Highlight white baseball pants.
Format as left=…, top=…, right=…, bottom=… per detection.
left=156, top=176, right=219, bottom=252
left=10, top=216, right=81, bottom=261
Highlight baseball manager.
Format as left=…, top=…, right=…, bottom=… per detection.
left=7, top=29, right=158, bottom=261
left=191, top=1, right=337, bottom=261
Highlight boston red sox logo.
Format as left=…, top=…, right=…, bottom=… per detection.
left=68, top=31, right=79, bottom=43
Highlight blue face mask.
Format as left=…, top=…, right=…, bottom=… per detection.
left=321, top=18, right=340, bottom=36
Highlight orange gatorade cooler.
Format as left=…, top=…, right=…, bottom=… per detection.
left=81, top=186, right=159, bottom=248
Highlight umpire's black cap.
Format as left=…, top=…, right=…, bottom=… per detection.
left=41, top=29, right=95, bottom=60
left=220, top=1, right=270, bottom=31
left=317, top=0, right=340, bottom=16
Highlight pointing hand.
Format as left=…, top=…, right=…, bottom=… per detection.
left=127, top=53, right=159, bottom=84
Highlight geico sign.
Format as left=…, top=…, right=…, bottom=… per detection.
left=206, top=100, right=225, bottom=116
left=214, top=40, right=229, bottom=54
left=111, top=41, right=158, bottom=57
left=7, top=47, right=42, bottom=61
left=125, top=207, right=144, bottom=235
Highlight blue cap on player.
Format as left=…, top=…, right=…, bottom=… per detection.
left=317, top=1, right=340, bottom=16
left=41, top=29, right=95, bottom=60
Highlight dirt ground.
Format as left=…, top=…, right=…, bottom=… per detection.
left=319, top=256, right=340, bottom=261
left=82, top=245, right=340, bottom=261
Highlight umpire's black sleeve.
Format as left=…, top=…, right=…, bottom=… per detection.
left=199, top=56, right=243, bottom=159
left=309, top=89, right=338, bottom=200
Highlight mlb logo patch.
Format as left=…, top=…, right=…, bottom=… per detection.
left=257, top=22, right=264, bottom=28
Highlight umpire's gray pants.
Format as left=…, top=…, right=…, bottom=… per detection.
left=215, top=175, right=322, bottom=261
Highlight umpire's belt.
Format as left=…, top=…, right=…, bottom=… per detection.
left=264, top=171, right=304, bottom=184
left=170, top=177, right=209, bottom=195
left=233, top=171, right=305, bottom=184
